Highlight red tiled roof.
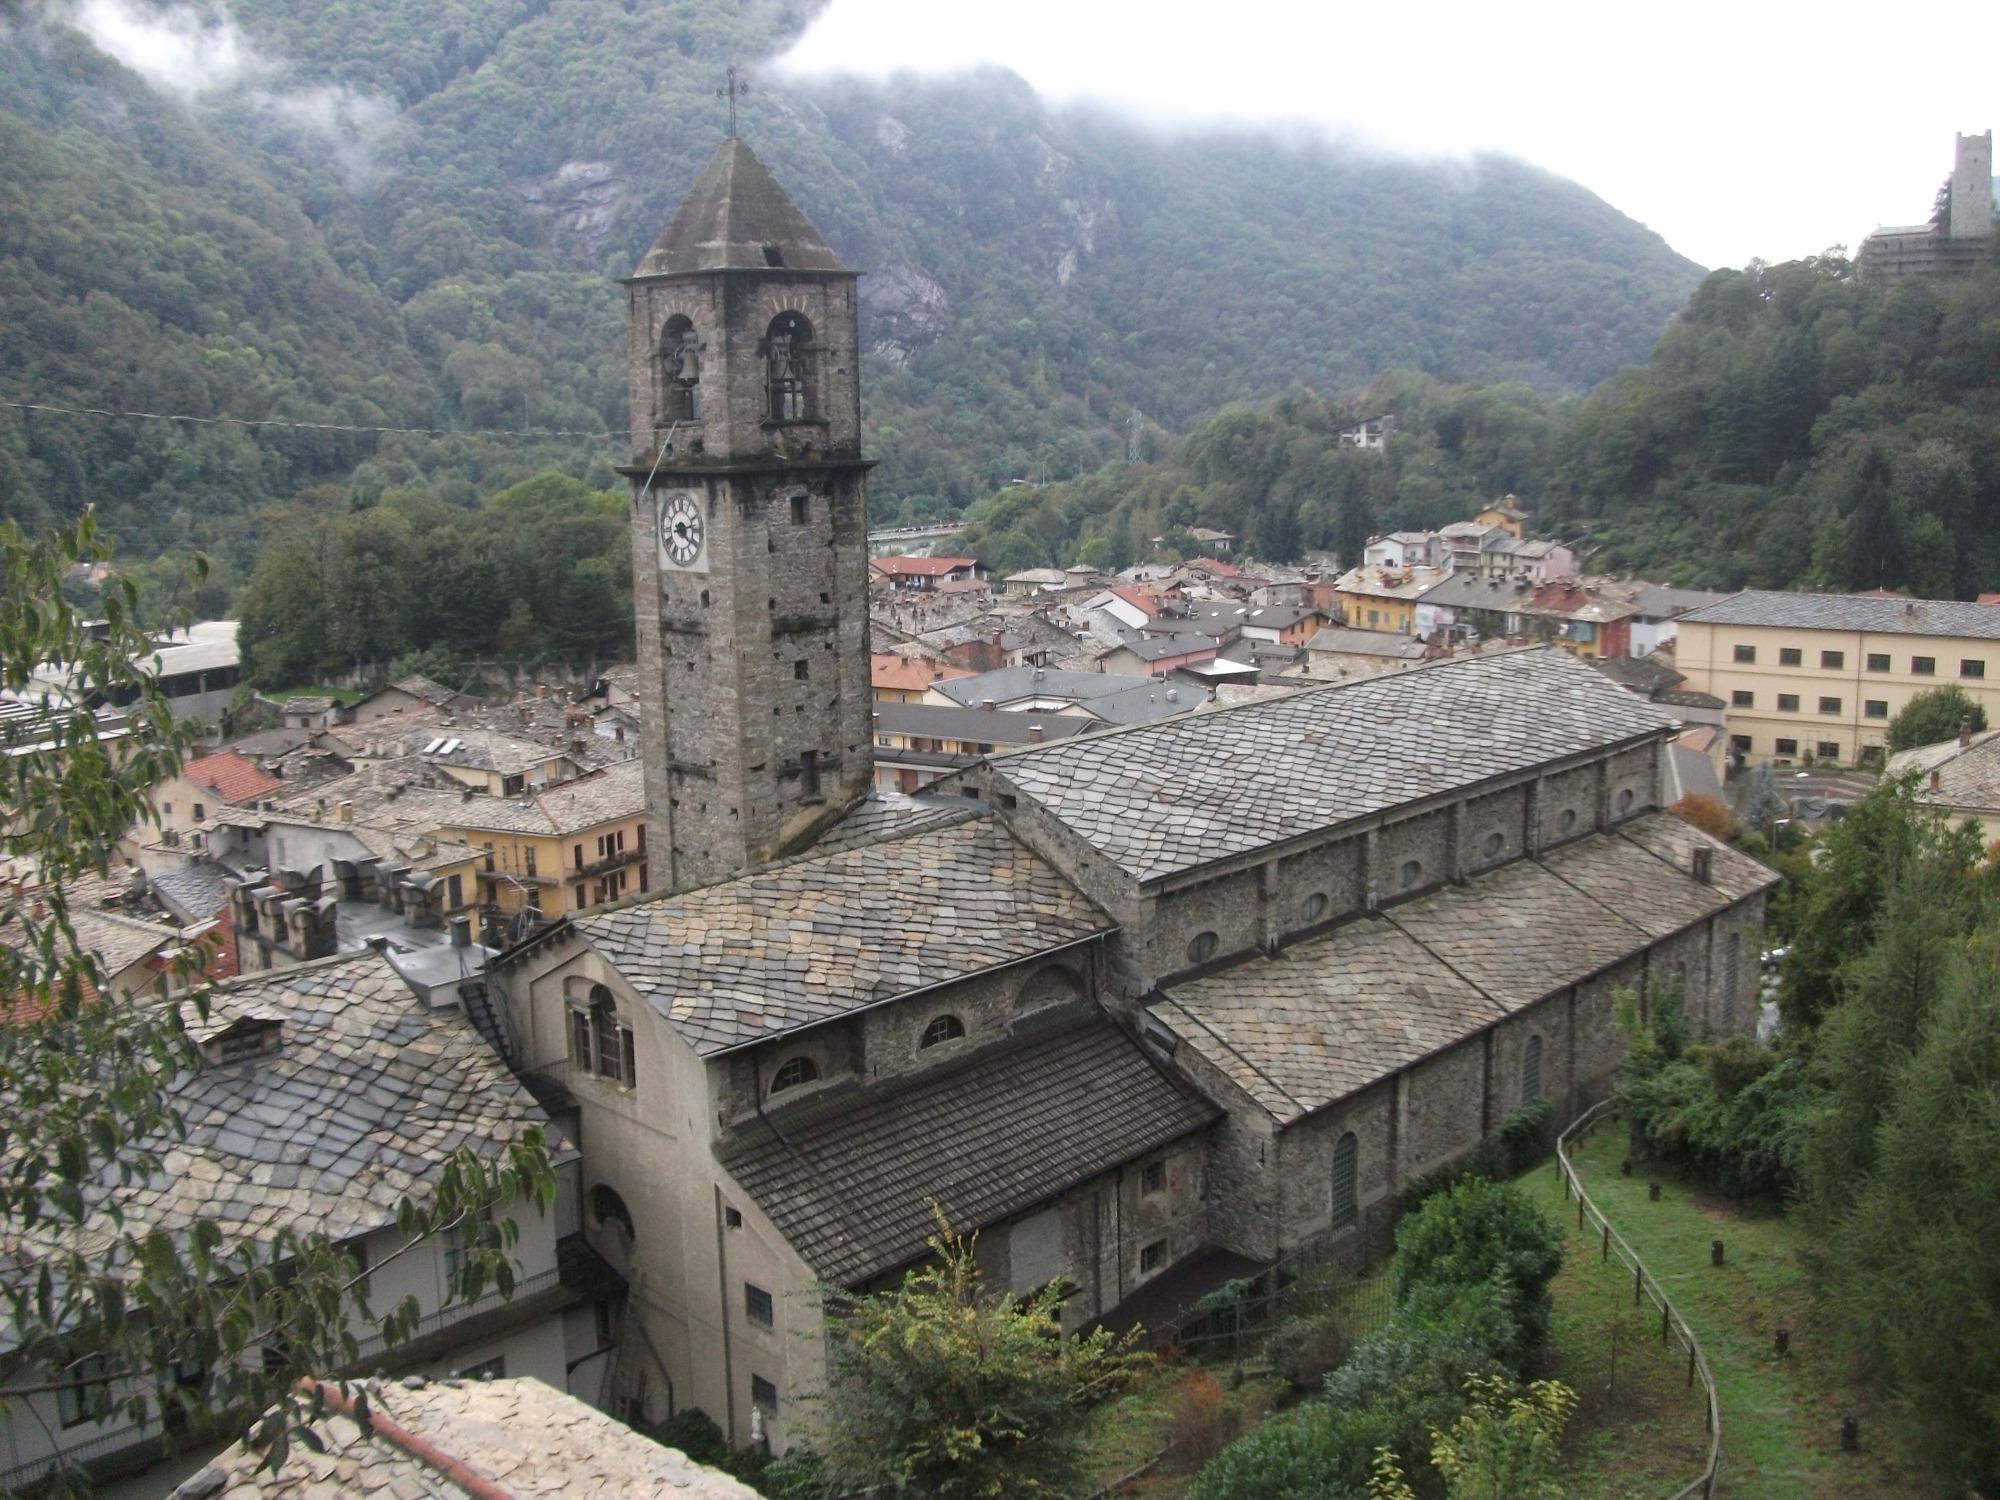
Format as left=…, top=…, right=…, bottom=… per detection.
left=1184, top=557, right=1242, bottom=577
left=871, top=555, right=979, bottom=577
left=181, top=751, right=283, bottom=806
left=871, top=653, right=973, bottom=693
left=1108, top=585, right=1167, bottom=616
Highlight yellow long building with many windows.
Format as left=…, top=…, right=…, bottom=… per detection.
left=1675, top=591, right=2000, bottom=766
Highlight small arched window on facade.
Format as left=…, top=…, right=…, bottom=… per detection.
left=765, top=311, right=813, bottom=422
left=1616, top=787, right=1636, bottom=816
left=771, top=1055, right=820, bottom=1094
left=1558, top=809, right=1578, bottom=836
left=1483, top=831, right=1506, bottom=859
left=1523, top=1033, right=1543, bottom=1103
left=659, top=315, right=700, bottom=422
left=591, top=1184, right=635, bottom=1239
left=920, top=1014, right=966, bottom=1048
left=1399, top=859, right=1423, bottom=891
left=1332, top=1132, right=1359, bottom=1230
left=1186, top=930, right=1219, bottom=965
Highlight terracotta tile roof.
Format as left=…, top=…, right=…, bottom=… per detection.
left=872, top=555, right=979, bottom=577
left=181, top=750, right=283, bottom=806
left=576, top=819, right=1114, bottom=1055
left=870, top=652, right=973, bottom=693
left=993, top=649, right=1679, bottom=886
left=720, top=1020, right=1217, bottom=1284
left=182, top=1375, right=758, bottom=1499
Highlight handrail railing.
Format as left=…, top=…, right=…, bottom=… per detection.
left=1558, top=1099, right=1723, bottom=1500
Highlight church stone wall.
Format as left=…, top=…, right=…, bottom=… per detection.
left=1375, top=809, right=1454, bottom=902
left=1400, top=1039, right=1490, bottom=1183
left=1274, top=835, right=1367, bottom=935
left=1155, top=1035, right=1282, bottom=1263
left=1147, top=872, right=1264, bottom=982
left=1536, top=763, right=1602, bottom=847
left=1460, top=784, right=1531, bottom=874
left=1607, top=743, right=1663, bottom=819
left=1275, top=1077, right=1396, bottom=1259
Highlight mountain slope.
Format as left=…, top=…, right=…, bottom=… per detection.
left=0, top=0, right=1703, bottom=587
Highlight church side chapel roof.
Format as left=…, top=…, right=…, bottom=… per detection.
left=576, top=818, right=1115, bottom=1055
left=2, top=951, right=559, bottom=1265
left=992, top=648, right=1679, bottom=886
left=719, top=1019, right=1218, bottom=1286
left=1152, top=814, right=1775, bottom=1123
left=630, top=137, right=849, bottom=278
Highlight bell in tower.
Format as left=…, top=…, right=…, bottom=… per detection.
left=620, top=136, right=874, bottom=892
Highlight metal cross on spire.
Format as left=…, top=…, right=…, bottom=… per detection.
left=717, top=64, right=750, bottom=137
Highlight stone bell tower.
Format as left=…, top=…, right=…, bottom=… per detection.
left=619, top=137, right=873, bottom=892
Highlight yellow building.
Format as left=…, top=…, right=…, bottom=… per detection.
left=1328, top=565, right=1448, bottom=635
left=1675, top=591, right=2000, bottom=766
left=1475, top=497, right=1529, bottom=539
left=435, top=759, right=649, bottom=922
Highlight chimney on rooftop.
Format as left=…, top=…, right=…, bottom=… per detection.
left=981, top=699, right=996, bottom=712
left=1028, top=723, right=1043, bottom=743
left=337, top=800, right=352, bottom=825
left=1931, top=769, right=1943, bottom=792
left=450, top=915, right=471, bottom=948
left=1960, top=714, right=1974, bottom=748
left=1691, top=847, right=1713, bottom=885
left=536, top=684, right=548, bottom=699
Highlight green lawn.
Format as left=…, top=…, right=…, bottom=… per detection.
left=1526, top=1124, right=1924, bottom=1500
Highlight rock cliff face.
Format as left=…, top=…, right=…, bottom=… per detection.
left=517, top=160, right=623, bottom=256
left=860, top=263, right=952, bottom=363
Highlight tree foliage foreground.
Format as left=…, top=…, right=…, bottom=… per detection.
left=816, top=1215, right=1149, bottom=1499
left=0, top=516, right=553, bottom=1497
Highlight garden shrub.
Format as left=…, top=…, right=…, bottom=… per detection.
left=1158, top=1368, right=1243, bottom=1471
left=1392, top=1178, right=1564, bottom=1358
left=651, top=1408, right=728, bottom=1468
left=1265, top=1305, right=1356, bottom=1391
left=1185, top=1400, right=1394, bottom=1500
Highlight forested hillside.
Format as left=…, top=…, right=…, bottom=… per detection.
left=0, top=0, right=1702, bottom=605
left=963, top=255, right=2000, bottom=596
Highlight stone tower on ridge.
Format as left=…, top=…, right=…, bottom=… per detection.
left=620, top=138, right=873, bottom=892
left=1950, top=130, right=1994, bottom=241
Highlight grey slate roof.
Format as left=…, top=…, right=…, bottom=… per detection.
left=872, top=700, right=1099, bottom=745
left=149, top=858, right=237, bottom=923
left=1107, top=632, right=1222, bottom=662
left=1890, top=730, right=2000, bottom=812
left=1152, top=813, right=1776, bottom=1122
left=1677, top=589, right=2000, bottom=639
left=928, top=667, right=1197, bottom=724
left=1151, top=918, right=1503, bottom=1120
left=187, top=1376, right=758, bottom=1500
left=6, top=951, right=556, bottom=1263
left=576, top=820, right=1114, bottom=1055
left=810, top=792, right=983, bottom=856
left=719, top=1020, right=1217, bottom=1284
left=1305, top=626, right=1428, bottom=659
left=994, top=648, right=1679, bottom=885
left=630, top=138, right=849, bottom=278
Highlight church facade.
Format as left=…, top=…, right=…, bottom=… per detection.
left=488, top=139, right=1776, bottom=1450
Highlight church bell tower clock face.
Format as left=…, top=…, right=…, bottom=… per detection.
left=657, top=490, right=707, bottom=572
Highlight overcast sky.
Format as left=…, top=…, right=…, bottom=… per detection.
left=779, top=0, right=1998, bottom=270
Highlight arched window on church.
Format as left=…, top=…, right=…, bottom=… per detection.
left=765, top=311, right=813, bottom=422
left=591, top=1184, right=635, bottom=1239
left=920, top=1014, right=965, bottom=1049
left=571, top=984, right=636, bottom=1088
left=658, top=315, right=700, bottom=422
left=1332, top=1132, right=1359, bottom=1230
left=771, top=1055, right=819, bottom=1094
left=1523, top=1033, right=1543, bottom=1103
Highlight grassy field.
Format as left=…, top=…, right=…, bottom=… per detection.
left=1529, top=1124, right=1924, bottom=1500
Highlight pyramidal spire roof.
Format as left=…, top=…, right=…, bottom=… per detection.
left=631, top=137, right=849, bottom=277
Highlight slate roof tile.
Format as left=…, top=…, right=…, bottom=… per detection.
left=577, top=820, right=1114, bottom=1055
left=719, top=1021, right=1216, bottom=1284
left=994, top=648, right=1677, bottom=884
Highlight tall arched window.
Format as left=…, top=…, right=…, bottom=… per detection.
left=1523, top=1033, right=1543, bottom=1103
left=591, top=1185, right=635, bottom=1239
left=571, top=984, right=636, bottom=1087
left=771, top=1055, right=820, bottom=1094
left=765, top=312, right=813, bottom=421
left=1332, top=1132, right=1359, bottom=1230
left=658, top=315, right=700, bottom=421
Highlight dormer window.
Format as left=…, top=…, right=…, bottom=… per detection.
left=202, top=1019, right=283, bottom=1065
left=770, top=1055, right=819, bottom=1094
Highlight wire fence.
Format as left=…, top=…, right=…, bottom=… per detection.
left=1558, top=1099, right=1724, bottom=1500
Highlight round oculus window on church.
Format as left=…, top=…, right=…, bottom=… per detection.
left=1399, top=859, right=1423, bottom=890
left=1482, top=831, right=1506, bottom=858
left=1301, top=892, right=1329, bottom=923
left=1617, top=788, right=1636, bottom=815
left=1558, top=809, right=1578, bottom=835
left=1187, top=931, right=1219, bottom=965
